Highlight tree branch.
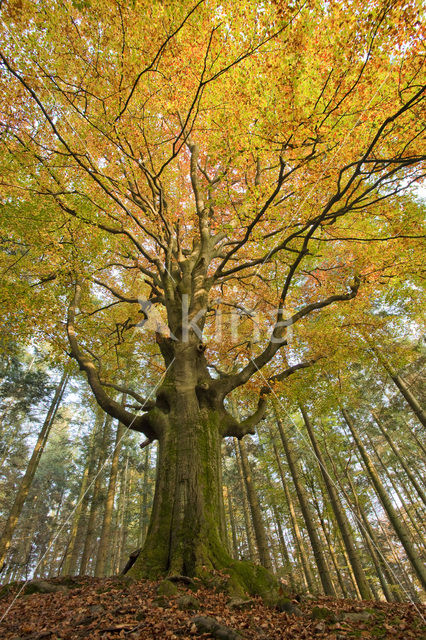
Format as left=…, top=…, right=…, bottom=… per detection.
left=66, top=281, right=158, bottom=439
left=222, top=394, right=267, bottom=438
left=100, top=380, right=156, bottom=410
left=215, top=278, right=360, bottom=395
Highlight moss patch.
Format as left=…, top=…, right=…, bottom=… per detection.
left=157, top=579, right=179, bottom=596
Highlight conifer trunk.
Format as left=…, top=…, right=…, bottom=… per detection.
left=340, top=471, right=397, bottom=602
left=0, top=371, right=68, bottom=572
left=342, top=408, right=426, bottom=590
left=226, top=485, right=239, bottom=560
left=95, top=411, right=126, bottom=577
left=264, top=468, right=296, bottom=588
left=271, top=434, right=315, bottom=591
left=365, top=431, right=425, bottom=546
left=300, top=405, right=372, bottom=599
left=370, top=347, right=426, bottom=428
left=62, top=409, right=103, bottom=575
left=234, top=439, right=257, bottom=562
left=237, top=438, right=273, bottom=571
left=138, top=445, right=151, bottom=547
left=273, top=406, right=336, bottom=595
left=371, top=411, right=426, bottom=507
left=79, top=414, right=112, bottom=575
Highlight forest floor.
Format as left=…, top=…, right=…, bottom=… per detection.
left=0, top=575, right=424, bottom=640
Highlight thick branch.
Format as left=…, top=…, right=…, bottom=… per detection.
left=222, top=395, right=267, bottom=438
left=100, top=380, right=156, bottom=410
left=267, top=359, right=317, bottom=385
left=66, top=281, right=158, bottom=439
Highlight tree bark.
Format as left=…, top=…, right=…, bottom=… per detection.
left=300, top=405, right=372, bottom=599
left=237, top=438, right=273, bottom=571
left=273, top=404, right=336, bottom=595
left=0, top=371, right=68, bottom=572
left=342, top=408, right=426, bottom=590
left=79, top=413, right=112, bottom=575
left=95, top=398, right=126, bottom=577
left=372, top=411, right=426, bottom=507
left=234, top=439, right=257, bottom=562
left=270, top=433, right=315, bottom=591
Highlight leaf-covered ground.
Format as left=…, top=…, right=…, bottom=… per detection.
left=0, top=576, right=424, bottom=640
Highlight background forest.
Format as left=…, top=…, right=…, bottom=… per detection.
left=1, top=323, right=425, bottom=603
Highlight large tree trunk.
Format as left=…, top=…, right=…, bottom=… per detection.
left=130, top=401, right=227, bottom=578
left=128, top=342, right=276, bottom=598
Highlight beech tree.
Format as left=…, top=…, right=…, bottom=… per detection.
left=0, top=0, right=424, bottom=593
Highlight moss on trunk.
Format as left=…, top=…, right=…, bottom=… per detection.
left=128, top=403, right=278, bottom=598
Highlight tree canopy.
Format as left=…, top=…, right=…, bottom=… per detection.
left=1, top=0, right=424, bottom=406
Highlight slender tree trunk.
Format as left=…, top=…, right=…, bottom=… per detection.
left=324, top=438, right=401, bottom=602
left=226, top=485, right=239, bottom=560
left=300, top=405, right=372, bottom=599
left=237, top=438, right=273, bottom=571
left=62, top=410, right=104, bottom=575
left=309, top=483, right=348, bottom=598
left=95, top=403, right=126, bottom=577
left=264, top=469, right=296, bottom=589
left=342, top=409, right=426, bottom=590
left=270, top=435, right=315, bottom=591
left=325, top=532, right=349, bottom=598
left=79, top=414, right=112, bottom=575
left=339, top=538, right=362, bottom=599
left=272, top=506, right=295, bottom=583
left=273, top=405, right=336, bottom=595
left=0, top=372, right=68, bottom=571
left=366, top=431, right=425, bottom=547
left=36, top=490, right=66, bottom=578
left=370, top=346, right=426, bottom=428
left=138, top=445, right=151, bottom=547
left=114, top=457, right=130, bottom=574
left=348, top=484, right=397, bottom=602
left=372, top=411, right=426, bottom=507
left=234, top=439, right=257, bottom=562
